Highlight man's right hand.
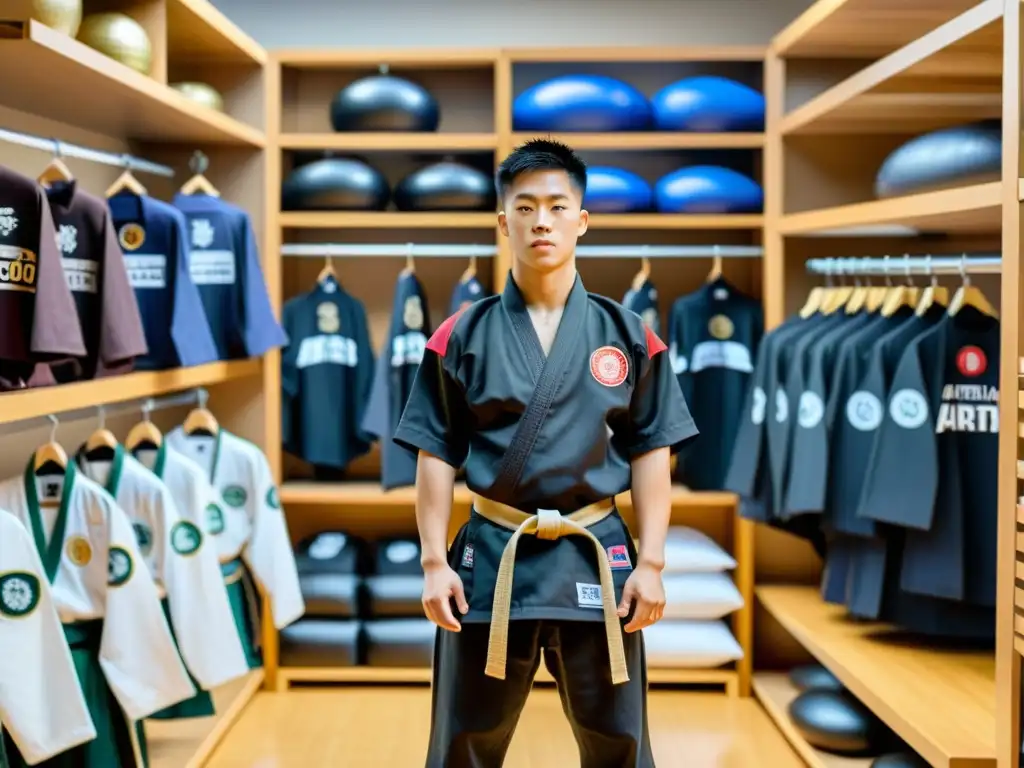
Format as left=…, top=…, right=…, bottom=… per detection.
left=422, top=563, right=469, bottom=632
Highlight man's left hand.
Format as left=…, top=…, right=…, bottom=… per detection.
left=617, top=562, right=666, bottom=633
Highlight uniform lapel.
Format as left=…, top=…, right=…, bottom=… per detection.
left=500, top=272, right=587, bottom=383
left=22, top=458, right=76, bottom=584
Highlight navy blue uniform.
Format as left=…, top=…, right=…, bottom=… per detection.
left=281, top=276, right=376, bottom=476
left=449, top=275, right=488, bottom=315
left=172, top=193, right=286, bottom=361
left=108, top=192, right=218, bottom=371
left=622, top=277, right=661, bottom=337
left=361, top=272, right=432, bottom=490
left=394, top=272, right=697, bottom=768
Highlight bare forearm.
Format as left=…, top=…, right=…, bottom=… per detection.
left=630, top=447, right=672, bottom=570
left=416, top=450, right=457, bottom=569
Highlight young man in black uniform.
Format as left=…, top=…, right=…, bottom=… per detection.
left=394, top=139, right=698, bottom=767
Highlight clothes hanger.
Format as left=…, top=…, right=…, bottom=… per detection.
left=798, top=258, right=832, bottom=318
left=105, top=154, right=147, bottom=197
left=179, top=150, right=221, bottom=198
left=83, top=406, right=118, bottom=462
left=182, top=389, right=219, bottom=437
left=705, top=246, right=723, bottom=283
left=398, top=242, right=416, bottom=277
left=822, top=259, right=855, bottom=315
left=843, top=264, right=869, bottom=315
left=948, top=254, right=998, bottom=318
left=34, top=415, right=68, bottom=477
left=865, top=256, right=890, bottom=312
left=458, top=253, right=477, bottom=284
left=880, top=255, right=920, bottom=317
left=125, top=399, right=163, bottom=452
left=317, top=254, right=337, bottom=286
left=914, top=255, right=950, bottom=316
left=630, top=249, right=651, bottom=292
left=37, top=139, right=74, bottom=188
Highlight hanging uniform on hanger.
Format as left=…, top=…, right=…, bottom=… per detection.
left=42, top=181, right=147, bottom=383
left=108, top=192, right=219, bottom=371
left=669, top=276, right=762, bottom=491
left=281, top=273, right=376, bottom=479
left=0, top=459, right=195, bottom=768
left=0, top=508, right=96, bottom=767
left=0, top=166, right=85, bottom=391
left=362, top=270, right=433, bottom=490
left=171, top=193, right=287, bottom=361
left=622, top=276, right=661, bottom=336
left=449, top=274, right=487, bottom=315
left=165, top=426, right=305, bottom=668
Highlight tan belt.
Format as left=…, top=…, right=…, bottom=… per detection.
left=472, top=495, right=629, bottom=685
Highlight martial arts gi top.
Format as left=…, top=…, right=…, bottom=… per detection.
left=75, top=444, right=250, bottom=691
left=394, top=273, right=698, bottom=677
left=0, top=508, right=96, bottom=765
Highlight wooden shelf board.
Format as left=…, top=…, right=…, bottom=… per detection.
left=147, top=669, right=264, bottom=768
left=757, top=585, right=996, bottom=768
left=753, top=674, right=874, bottom=768
left=510, top=132, right=765, bottom=150
left=279, top=212, right=498, bottom=229
left=504, top=46, right=766, bottom=62
left=588, top=214, right=764, bottom=230
left=1018, top=179, right=1024, bottom=201
left=771, top=0, right=987, bottom=58
left=778, top=182, right=1001, bottom=236
left=280, top=133, right=498, bottom=151
left=781, top=0, right=1002, bottom=135
left=0, top=20, right=265, bottom=146
left=0, top=359, right=261, bottom=426
left=280, top=481, right=737, bottom=511
left=166, top=0, right=267, bottom=65
left=273, top=48, right=499, bottom=68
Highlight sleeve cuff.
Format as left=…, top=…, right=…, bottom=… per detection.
left=626, top=419, right=700, bottom=459
left=393, top=425, right=466, bottom=469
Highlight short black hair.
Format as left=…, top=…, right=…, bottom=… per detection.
left=495, top=138, right=588, bottom=202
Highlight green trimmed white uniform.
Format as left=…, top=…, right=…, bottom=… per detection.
left=0, top=508, right=96, bottom=765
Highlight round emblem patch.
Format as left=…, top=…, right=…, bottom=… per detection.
left=403, top=296, right=424, bottom=330
left=845, top=391, right=883, bottom=432
left=386, top=540, right=419, bottom=564
left=750, top=386, right=767, bottom=425
left=889, top=388, right=930, bottom=430
left=108, top=546, right=134, bottom=588
left=266, top=486, right=280, bottom=509
left=118, top=223, right=145, bottom=251
left=590, top=346, right=629, bottom=387
left=222, top=485, right=247, bottom=508
left=205, top=503, right=226, bottom=534
left=132, top=522, right=153, bottom=556
left=316, top=302, right=340, bottom=334
left=797, top=391, right=824, bottom=429
left=170, top=521, right=203, bottom=556
left=708, top=314, right=734, bottom=340
left=774, top=388, right=788, bottom=423
left=956, top=345, right=986, bottom=377
left=66, top=535, right=92, bottom=566
left=309, top=533, right=347, bottom=560
left=0, top=572, right=40, bottom=618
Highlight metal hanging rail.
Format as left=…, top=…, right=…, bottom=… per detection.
left=0, top=127, right=175, bottom=178
left=0, top=387, right=206, bottom=437
left=280, top=243, right=763, bottom=259
left=805, top=254, right=1002, bottom=276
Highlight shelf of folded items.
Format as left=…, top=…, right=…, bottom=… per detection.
left=147, top=669, right=265, bottom=768
left=0, top=19, right=265, bottom=146
left=0, top=359, right=261, bottom=426
left=779, top=0, right=1002, bottom=136
left=756, top=585, right=996, bottom=768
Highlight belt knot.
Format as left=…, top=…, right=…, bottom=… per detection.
left=535, top=508, right=564, bottom=540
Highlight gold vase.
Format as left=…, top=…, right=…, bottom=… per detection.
left=77, top=13, right=153, bottom=76
left=31, top=0, right=82, bottom=36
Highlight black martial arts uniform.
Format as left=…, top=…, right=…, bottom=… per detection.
left=394, top=272, right=698, bottom=768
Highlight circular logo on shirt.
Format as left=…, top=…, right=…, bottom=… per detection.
left=775, top=388, right=788, bottom=423
left=107, top=546, right=134, bottom=588
left=118, top=223, right=145, bottom=251
left=845, top=391, right=883, bottom=432
left=386, top=540, right=419, bottom=564
left=316, top=302, right=340, bottom=334
left=170, top=521, right=203, bottom=556
left=222, top=485, right=247, bottom=508
left=889, top=388, right=930, bottom=430
left=132, top=522, right=153, bottom=556
left=205, top=503, right=226, bottom=535
left=797, top=391, right=824, bottom=429
left=641, top=308, right=658, bottom=330
left=751, top=386, right=767, bottom=425
left=0, top=572, right=40, bottom=618
left=66, top=535, right=92, bottom=566
left=308, top=533, right=347, bottom=560
left=708, top=314, right=734, bottom=340
left=590, top=346, right=629, bottom=387
left=403, top=296, right=424, bottom=330
left=956, top=345, right=987, bottom=377
left=266, top=487, right=280, bottom=509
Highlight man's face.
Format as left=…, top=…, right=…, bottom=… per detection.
left=498, top=169, right=588, bottom=273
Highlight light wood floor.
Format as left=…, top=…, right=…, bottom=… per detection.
left=206, top=688, right=803, bottom=767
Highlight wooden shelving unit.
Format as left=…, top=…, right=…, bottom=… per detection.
left=0, top=2, right=274, bottom=765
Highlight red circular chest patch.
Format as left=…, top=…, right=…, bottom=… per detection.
left=590, top=346, right=629, bottom=387
left=956, top=345, right=986, bottom=377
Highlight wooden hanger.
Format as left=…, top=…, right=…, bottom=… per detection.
left=37, top=140, right=74, bottom=188
left=880, top=255, right=919, bottom=317
left=948, top=256, right=998, bottom=318
left=706, top=247, right=723, bottom=283
left=799, top=258, right=834, bottom=318
left=183, top=389, right=219, bottom=437
left=106, top=154, right=147, bottom=197
left=459, top=254, right=477, bottom=284
left=179, top=150, right=221, bottom=197
left=317, top=255, right=337, bottom=286
left=400, top=243, right=416, bottom=277
left=843, top=261, right=870, bottom=314
left=631, top=252, right=651, bottom=292
left=34, top=415, right=68, bottom=476
left=821, top=259, right=855, bottom=315
left=914, top=256, right=950, bottom=316
left=125, top=399, right=163, bottom=452
left=83, top=406, right=118, bottom=461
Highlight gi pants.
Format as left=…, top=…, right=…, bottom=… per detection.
left=425, top=619, right=654, bottom=768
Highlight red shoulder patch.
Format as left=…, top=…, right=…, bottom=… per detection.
left=644, top=325, right=667, bottom=359
left=425, top=306, right=468, bottom=357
